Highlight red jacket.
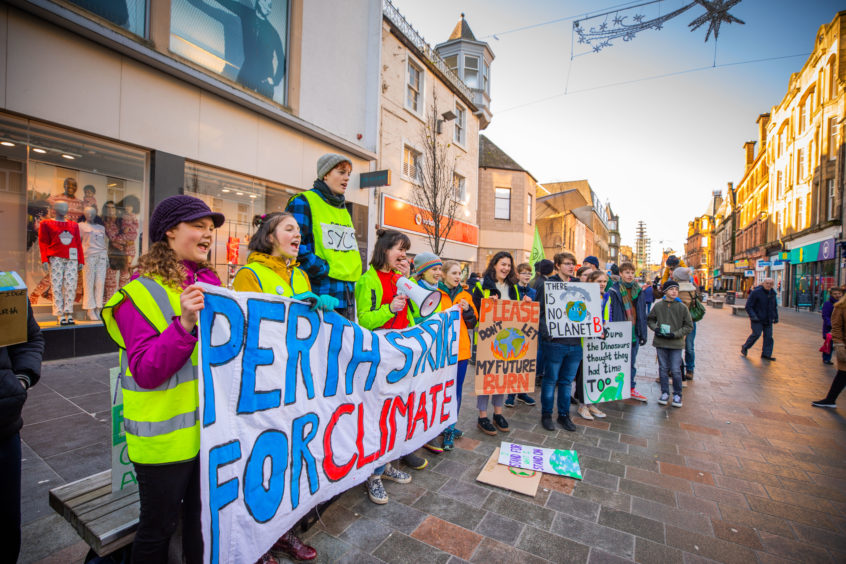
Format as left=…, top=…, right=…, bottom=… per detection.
left=38, top=219, right=84, bottom=264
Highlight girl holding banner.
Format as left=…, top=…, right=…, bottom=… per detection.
left=471, top=251, right=530, bottom=436
left=231, top=212, right=327, bottom=563
left=101, top=195, right=225, bottom=564
left=354, top=229, right=418, bottom=503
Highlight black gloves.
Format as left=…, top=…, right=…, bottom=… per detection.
left=638, top=337, right=647, bottom=346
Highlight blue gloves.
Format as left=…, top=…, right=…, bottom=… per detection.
left=292, top=292, right=338, bottom=312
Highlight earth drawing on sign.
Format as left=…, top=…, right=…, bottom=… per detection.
left=558, top=286, right=592, bottom=322
left=491, top=327, right=530, bottom=361
left=549, top=449, right=583, bottom=479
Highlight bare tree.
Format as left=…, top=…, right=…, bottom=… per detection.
left=410, top=92, right=459, bottom=256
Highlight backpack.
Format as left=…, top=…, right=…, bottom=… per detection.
left=689, top=293, right=706, bottom=322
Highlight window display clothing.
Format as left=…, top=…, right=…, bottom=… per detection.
left=47, top=194, right=84, bottom=222
left=38, top=219, right=84, bottom=317
left=104, top=213, right=138, bottom=301
left=79, top=221, right=108, bottom=311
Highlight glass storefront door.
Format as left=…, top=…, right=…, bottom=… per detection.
left=792, top=260, right=837, bottom=311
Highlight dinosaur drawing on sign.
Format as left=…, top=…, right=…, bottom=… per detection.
left=596, top=372, right=625, bottom=402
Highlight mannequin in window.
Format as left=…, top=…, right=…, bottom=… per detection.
left=48, top=177, right=84, bottom=222
left=78, top=206, right=108, bottom=321
left=38, top=201, right=85, bottom=325
left=103, top=200, right=122, bottom=302
left=82, top=184, right=98, bottom=211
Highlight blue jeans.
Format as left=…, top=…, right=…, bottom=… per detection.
left=656, top=348, right=683, bottom=397
left=541, top=342, right=582, bottom=417
left=743, top=322, right=773, bottom=356
left=455, top=359, right=468, bottom=414
left=684, top=322, right=696, bottom=371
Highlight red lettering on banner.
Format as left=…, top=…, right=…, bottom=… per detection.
left=440, top=379, right=454, bottom=423
left=481, top=373, right=532, bottom=395
left=378, top=398, right=391, bottom=458
left=407, top=391, right=429, bottom=439
left=323, top=403, right=356, bottom=481
left=429, top=383, right=443, bottom=427
left=389, top=393, right=414, bottom=452
left=479, top=300, right=493, bottom=322
left=355, top=403, right=380, bottom=468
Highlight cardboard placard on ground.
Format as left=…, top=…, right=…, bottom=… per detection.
left=0, top=272, right=28, bottom=347
left=476, top=447, right=542, bottom=496
left=582, top=321, right=633, bottom=403
left=474, top=298, right=539, bottom=395
left=498, top=441, right=583, bottom=479
left=109, top=366, right=137, bottom=493
left=543, top=280, right=603, bottom=338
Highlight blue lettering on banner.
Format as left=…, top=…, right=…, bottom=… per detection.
left=446, top=310, right=459, bottom=366
left=284, top=303, right=319, bottom=405
left=346, top=324, right=381, bottom=393
left=200, top=293, right=246, bottom=427
left=382, top=331, right=414, bottom=383
left=322, top=314, right=351, bottom=398
left=419, top=319, right=441, bottom=373
left=404, top=327, right=429, bottom=377
left=208, top=440, right=242, bottom=564
left=290, top=413, right=320, bottom=509
left=243, top=430, right=288, bottom=523
left=238, top=299, right=284, bottom=414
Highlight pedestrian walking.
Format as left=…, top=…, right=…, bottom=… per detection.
left=813, top=286, right=846, bottom=409
left=101, top=195, right=225, bottom=564
left=536, top=252, right=582, bottom=432
left=673, top=267, right=700, bottom=379
left=0, top=301, right=44, bottom=564
left=821, top=286, right=842, bottom=365
left=741, top=278, right=778, bottom=361
left=647, top=280, right=694, bottom=408
left=643, top=281, right=654, bottom=313
left=606, top=261, right=649, bottom=402
left=286, top=153, right=361, bottom=320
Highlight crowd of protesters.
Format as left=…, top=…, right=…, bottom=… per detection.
left=5, top=150, right=844, bottom=564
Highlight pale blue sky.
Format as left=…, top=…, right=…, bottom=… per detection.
left=390, top=0, right=843, bottom=261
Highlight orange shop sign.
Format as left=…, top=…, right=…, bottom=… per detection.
left=382, top=195, right=479, bottom=246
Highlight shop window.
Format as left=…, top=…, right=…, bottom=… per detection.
left=0, top=113, right=147, bottom=326
left=170, top=0, right=290, bottom=106
left=65, top=0, right=148, bottom=37
left=494, top=187, right=510, bottom=220
left=184, top=162, right=300, bottom=286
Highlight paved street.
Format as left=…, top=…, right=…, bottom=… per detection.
left=19, top=304, right=846, bottom=563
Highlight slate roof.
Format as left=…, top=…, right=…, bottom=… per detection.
left=449, top=14, right=477, bottom=41
left=479, top=135, right=536, bottom=181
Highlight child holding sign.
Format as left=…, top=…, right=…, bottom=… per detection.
left=647, top=280, right=693, bottom=408
left=101, top=195, right=224, bottom=564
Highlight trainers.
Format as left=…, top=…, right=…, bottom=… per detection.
left=478, top=416, right=497, bottom=435
left=557, top=414, right=577, bottom=432
left=630, top=389, right=648, bottom=402
left=577, top=404, right=594, bottom=420
left=442, top=428, right=455, bottom=451
left=504, top=395, right=516, bottom=408
left=366, top=476, right=388, bottom=504
left=686, top=370, right=695, bottom=379
left=452, top=426, right=464, bottom=439
left=423, top=437, right=444, bottom=454
left=383, top=463, right=412, bottom=483
left=517, top=393, right=536, bottom=406
left=401, top=453, right=427, bottom=470
left=658, top=392, right=669, bottom=406
left=740, top=346, right=748, bottom=357
left=672, top=395, right=683, bottom=408
left=492, top=413, right=510, bottom=432
left=541, top=414, right=555, bottom=431
left=811, top=399, right=837, bottom=408
left=588, top=405, right=606, bottom=418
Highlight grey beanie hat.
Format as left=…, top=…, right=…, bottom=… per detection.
left=317, top=153, right=352, bottom=180
left=672, top=267, right=692, bottom=282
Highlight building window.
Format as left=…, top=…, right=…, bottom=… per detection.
left=831, top=117, right=839, bottom=160
left=494, top=187, right=511, bottom=219
left=828, top=179, right=836, bottom=220
left=776, top=211, right=782, bottom=235
left=778, top=131, right=783, bottom=157
left=444, top=55, right=458, bottom=74
left=464, top=55, right=479, bottom=88
left=796, top=197, right=804, bottom=229
left=406, top=60, right=423, bottom=114
left=402, top=145, right=421, bottom=182
left=453, top=173, right=466, bottom=202
left=796, top=148, right=804, bottom=183
left=527, top=195, right=533, bottom=224
left=776, top=171, right=782, bottom=198
left=454, top=103, right=466, bottom=146
left=799, top=104, right=806, bottom=134
left=68, top=0, right=147, bottom=37
left=482, top=60, right=490, bottom=93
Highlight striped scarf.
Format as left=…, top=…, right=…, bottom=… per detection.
left=619, top=281, right=641, bottom=325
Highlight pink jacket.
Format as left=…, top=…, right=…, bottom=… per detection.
left=113, top=262, right=220, bottom=389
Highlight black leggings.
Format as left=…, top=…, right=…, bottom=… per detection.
left=133, top=456, right=203, bottom=564
left=823, top=370, right=846, bottom=402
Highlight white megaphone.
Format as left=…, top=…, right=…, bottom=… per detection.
left=396, top=276, right=441, bottom=317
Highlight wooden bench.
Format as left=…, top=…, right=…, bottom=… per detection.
left=730, top=305, right=748, bottom=317
left=49, top=471, right=139, bottom=557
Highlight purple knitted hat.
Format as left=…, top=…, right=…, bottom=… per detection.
left=149, top=195, right=225, bottom=243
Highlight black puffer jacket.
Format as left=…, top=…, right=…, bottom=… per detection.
left=0, top=302, right=44, bottom=440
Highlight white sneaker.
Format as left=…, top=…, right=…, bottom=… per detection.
left=577, top=404, right=594, bottom=420
left=672, top=395, right=683, bottom=408
left=381, top=463, right=411, bottom=484
left=588, top=405, right=606, bottom=418
left=366, top=476, right=388, bottom=504
left=658, top=393, right=669, bottom=406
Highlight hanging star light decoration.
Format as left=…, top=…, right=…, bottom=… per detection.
left=574, top=0, right=745, bottom=53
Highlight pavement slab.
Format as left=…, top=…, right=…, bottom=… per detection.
left=18, top=306, right=846, bottom=563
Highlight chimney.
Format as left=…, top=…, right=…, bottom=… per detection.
left=744, top=141, right=756, bottom=170
left=756, top=113, right=770, bottom=148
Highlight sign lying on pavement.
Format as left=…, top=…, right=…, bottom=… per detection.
left=476, top=447, right=541, bottom=496
left=198, top=285, right=460, bottom=564
left=498, top=441, right=583, bottom=479
left=582, top=321, right=632, bottom=404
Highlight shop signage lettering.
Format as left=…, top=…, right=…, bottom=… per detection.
left=197, top=286, right=459, bottom=564
left=474, top=298, right=539, bottom=395
left=544, top=281, right=603, bottom=338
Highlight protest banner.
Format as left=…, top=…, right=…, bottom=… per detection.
left=197, top=285, right=460, bottom=564
left=582, top=321, right=632, bottom=404
left=476, top=447, right=541, bottom=496
left=543, top=280, right=603, bottom=338
left=109, top=366, right=137, bottom=493
left=474, top=298, right=539, bottom=395
left=498, top=442, right=583, bottom=479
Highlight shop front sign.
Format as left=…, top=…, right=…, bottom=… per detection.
left=382, top=194, right=479, bottom=246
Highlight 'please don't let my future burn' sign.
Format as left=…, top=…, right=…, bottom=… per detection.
left=197, top=285, right=460, bottom=564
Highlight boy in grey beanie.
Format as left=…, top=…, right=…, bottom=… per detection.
left=647, top=280, right=693, bottom=407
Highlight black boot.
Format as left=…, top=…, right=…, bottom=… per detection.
left=541, top=414, right=554, bottom=431
left=557, top=414, right=577, bottom=432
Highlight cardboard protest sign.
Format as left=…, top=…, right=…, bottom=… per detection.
left=0, top=271, right=27, bottom=347
left=582, top=321, right=632, bottom=404
left=476, top=447, right=541, bottom=496
left=543, top=280, right=603, bottom=338
left=198, top=285, right=460, bottom=564
left=474, top=298, right=539, bottom=395
left=109, top=366, right=137, bottom=493
left=498, top=441, right=583, bottom=479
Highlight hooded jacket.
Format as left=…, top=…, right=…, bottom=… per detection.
left=232, top=252, right=310, bottom=294
left=0, top=302, right=44, bottom=440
